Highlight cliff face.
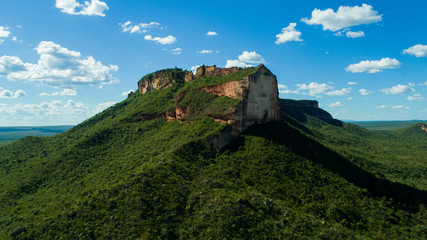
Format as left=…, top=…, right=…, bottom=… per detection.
left=280, top=99, right=342, bottom=126
left=195, top=65, right=239, bottom=79
left=417, top=123, right=427, bottom=133
left=138, top=68, right=193, bottom=94
left=137, top=64, right=281, bottom=151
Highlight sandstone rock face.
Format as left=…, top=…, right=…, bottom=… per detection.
left=195, top=65, right=240, bottom=79
left=417, top=123, right=427, bottom=133
left=280, top=98, right=342, bottom=126
left=138, top=69, right=192, bottom=94
left=138, top=64, right=281, bottom=152
left=196, top=64, right=281, bottom=134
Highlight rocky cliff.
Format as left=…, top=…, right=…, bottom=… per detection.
left=137, top=64, right=281, bottom=151
left=280, top=99, right=342, bottom=126
left=417, top=123, right=427, bottom=133
left=138, top=68, right=193, bottom=94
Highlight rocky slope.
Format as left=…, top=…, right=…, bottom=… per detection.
left=138, top=64, right=281, bottom=151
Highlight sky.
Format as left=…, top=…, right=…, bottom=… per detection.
left=0, top=0, right=427, bottom=126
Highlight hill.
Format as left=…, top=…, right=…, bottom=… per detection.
left=0, top=65, right=426, bottom=239
left=350, top=120, right=427, bottom=131
left=0, top=126, right=73, bottom=147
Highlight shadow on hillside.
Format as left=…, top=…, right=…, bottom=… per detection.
left=244, top=121, right=427, bottom=207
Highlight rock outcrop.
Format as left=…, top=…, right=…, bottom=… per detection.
left=138, top=68, right=193, bottom=94
left=195, top=65, right=240, bottom=79
left=137, top=64, right=281, bottom=152
left=417, top=123, right=427, bottom=133
left=280, top=99, right=342, bottom=126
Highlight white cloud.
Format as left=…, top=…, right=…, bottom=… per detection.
left=0, top=100, right=90, bottom=125
left=0, top=41, right=118, bottom=88
left=120, top=21, right=161, bottom=34
left=0, top=87, right=25, bottom=98
left=381, top=84, right=414, bottom=95
left=55, top=0, right=108, bottom=16
left=0, top=26, right=11, bottom=38
left=377, top=105, right=387, bottom=109
left=144, top=35, right=176, bottom=45
left=345, top=58, right=401, bottom=73
left=329, top=101, right=344, bottom=107
left=275, top=23, right=303, bottom=44
left=392, top=105, right=404, bottom=109
left=197, top=49, right=213, bottom=54
left=206, top=31, right=217, bottom=36
left=40, top=89, right=77, bottom=96
left=278, top=84, right=300, bottom=94
left=347, top=82, right=358, bottom=85
left=190, top=65, right=201, bottom=74
left=403, top=44, right=427, bottom=57
left=93, top=101, right=116, bottom=115
left=301, top=4, right=382, bottom=32
left=346, top=31, right=365, bottom=38
left=238, top=51, right=266, bottom=64
left=172, top=48, right=182, bottom=55
left=122, top=89, right=134, bottom=96
left=225, top=60, right=253, bottom=68
left=407, top=94, right=424, bottom=101
left=326, top=87, right=352, bottom=96
left=359, top=89, right=371, bottom=95
left=297, top=82, right=334, bottom=96
left=60, top=89, right=77, bottom=96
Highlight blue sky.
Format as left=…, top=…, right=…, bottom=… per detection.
left=0, top=0, right=426, bottom=126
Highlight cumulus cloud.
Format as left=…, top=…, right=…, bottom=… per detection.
left=55, top=0, right=108, bottom=16
left=190, top=65, right=201, bottom=74
left=296, top=82, right=334, bottom=96
left=40, top=89, right=77, bottom=96
left=359, top=89, right=371, bottom=95
left=0, top=41, right=118, bottom=88
left=326, top=87, right=352, bottom=96
left=278, top=84, right=300, bottom=94
left=197, top=49, right=213, bottom=54
left=407, top=94, right=424, bottom=101
left=122, top=89, right=134, bottom=96
left=403, top=44, right=427, bottom=57
left=0, top=100, right=90, bottom=125
left=206, top=31, right=217, bottom=36
left=0, top=87, right=26, bottom=98
left=0, top=26, right=11, bottom=38
left=120, top=21, right=161, bottom=34
left=275, top=23, right=303, bottom=44
left=329, top=101, right=345, bottom=107
left=345, top=58, right=401, bottom=73
left=381, top=84, right=414, bottom=95
left=172, top=48, right=182, bottom=55
left=392, top=105, right=404, bottom=109
left=93, top=101, right=116, bottom=115
left=346, top=31, right=365, bottom=38
left=347, top=82, right=358, bottom=85
left=225, top=60, right=253, bottom=68
left=377, top=105, right=387, bottom=109
left=301, top=4, right=382, bottom=32
left=238, top=51, right=266, bottom=64
left=144, top=35, right=176, bottom=45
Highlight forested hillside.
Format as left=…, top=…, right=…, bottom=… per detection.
left=0, top=71, right=426, bottom=239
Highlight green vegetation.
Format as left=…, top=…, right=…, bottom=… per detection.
left=0, top=68, right=426, bottom=239
left=302, top=116, right=427, bottom=191
left=351, top=120, right=427, bottom=131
